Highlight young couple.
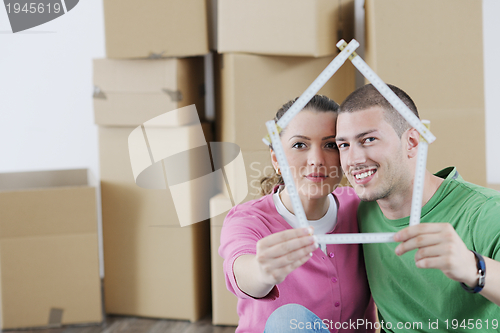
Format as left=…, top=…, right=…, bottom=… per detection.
left=219, top=84, right=500, bottom=333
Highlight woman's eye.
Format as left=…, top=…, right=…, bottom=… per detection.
left=364, top=137, right=376, bottom=144
left=325, top=142, right=338, bottom=149
left=337, top=143, right=348, bottom=149
left=292, top=142, right=306, bottom=149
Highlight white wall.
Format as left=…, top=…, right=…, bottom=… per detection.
left=0, top=1, right=499, bottom=279
left=483, top=0, right=500, bottom=184
left=0, top=0, right=106, bottom=275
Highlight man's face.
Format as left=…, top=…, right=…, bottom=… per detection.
left=335, top=107, right=411, bottom=202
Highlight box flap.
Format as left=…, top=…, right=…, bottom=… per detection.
left=0, top=169, right=90, bottom=192
left=93, top=58, right=178, bottom=94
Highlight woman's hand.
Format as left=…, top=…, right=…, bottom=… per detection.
left=255, top=227, right=318, bottom=286
left=233, top=227, right=318, bottom=298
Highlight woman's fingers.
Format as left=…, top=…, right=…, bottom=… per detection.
left=274, top=253, right=314, bottom=282
left=258, top=240, right=318, bottom=269
left=258, top=227, right=313, bottom=249
left=257, top=228, right=316, bottom=258
left=255, top=227, right=318, bottom=285
left=259, top=247, right=316, bottom=285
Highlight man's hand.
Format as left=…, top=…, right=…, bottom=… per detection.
left=394, top=223, right=477, bottom=286
left=394, top=222, right=500, bottom=306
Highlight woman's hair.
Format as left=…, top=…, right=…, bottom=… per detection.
left=260, top=95, right=339, bottom=195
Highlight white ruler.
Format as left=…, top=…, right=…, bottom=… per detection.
left=263, top=39, right=436, bottom=244
left=266, top=120, right=309, bottom=228
left=339, top=41, right=435, bottom=144
left=315, top=233, right=396, bottom=245
left=410, top=120, right=430, bottom=226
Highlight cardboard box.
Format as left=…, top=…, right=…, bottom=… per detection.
left=364, top=0, right=486, bottom=186
left=210, top=194, right=239, bottom=326
left=0, top=169, right=102, bottom=330
left=216, top=53, right=356, bottom=151
left=93, top=57, right=205, bottom=126
left=218, top=0, right=354, bottom=57
left=99, top=123, right=213, bottom=321
left=488, top=184, right=500, bottom=192
left=103, top=0, right=209, bottom=59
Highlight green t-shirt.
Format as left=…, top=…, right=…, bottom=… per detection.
left=359, top=167, right=500, bottom=332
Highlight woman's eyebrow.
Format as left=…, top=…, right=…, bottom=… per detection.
left=288, top=135, right=310, bottom=141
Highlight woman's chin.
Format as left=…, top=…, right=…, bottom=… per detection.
left=298, top=183, right=338, bottom=200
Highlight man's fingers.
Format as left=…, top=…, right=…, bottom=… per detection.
left=395, top=233, right=444, bottom=256
left=412, top=243, right=450, bottom=262
left=394, top=223, right=452, bottom=242
left=414, top=256, right=443, bottom=269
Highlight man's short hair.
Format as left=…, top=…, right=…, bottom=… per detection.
left=339, top=84, right=419, bottom=137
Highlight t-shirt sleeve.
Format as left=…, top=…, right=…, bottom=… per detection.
left=218, top=207, right=280, bottom=301
left=472, top=197, right=500, bottom=261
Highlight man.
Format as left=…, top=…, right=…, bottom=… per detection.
left=335, top=84, right=500, bottom=332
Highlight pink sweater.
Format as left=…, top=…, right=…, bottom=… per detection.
left=219, top=186, right=376, bottom=333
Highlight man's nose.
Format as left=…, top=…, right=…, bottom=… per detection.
left=345, top=144, right=366, bottom=167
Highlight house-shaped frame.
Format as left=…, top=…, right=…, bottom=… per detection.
left=264, top=39, right=436, bottom=244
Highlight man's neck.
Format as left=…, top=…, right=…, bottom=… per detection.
left=377, top=171, right=444, bottom=220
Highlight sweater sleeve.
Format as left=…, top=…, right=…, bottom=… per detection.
left=218, top=205, right=280, bottom=301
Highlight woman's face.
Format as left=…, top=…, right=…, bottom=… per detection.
left=271, top=109, right=342, bottom=200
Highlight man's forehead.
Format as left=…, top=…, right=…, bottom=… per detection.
left=339, top=106, right=385, bottom=117
left=337, top=107, right=388, bottom=138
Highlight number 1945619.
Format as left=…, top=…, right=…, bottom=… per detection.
left=6, top=3, right=62, bottom=14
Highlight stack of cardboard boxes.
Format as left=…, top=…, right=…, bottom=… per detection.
left=94, top=0, right=487, bottom=328
left=210, top=0, right=357, bottom=325
left=95, top=0, right=212, bottom=322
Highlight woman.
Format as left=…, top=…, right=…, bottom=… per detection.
left=219, top=95, right=375, bottom=332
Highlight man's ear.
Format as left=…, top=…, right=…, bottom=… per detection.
left=405, top=128, right=420, bottom=159
left=270, top=148, right=280, bottom=171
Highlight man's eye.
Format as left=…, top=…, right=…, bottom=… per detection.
left=292, top=142, right=306, bottom=149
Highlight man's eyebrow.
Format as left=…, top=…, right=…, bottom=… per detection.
left=322, top=135, right=336, bottom=140
left=336, top=130, right=378, bottom=142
